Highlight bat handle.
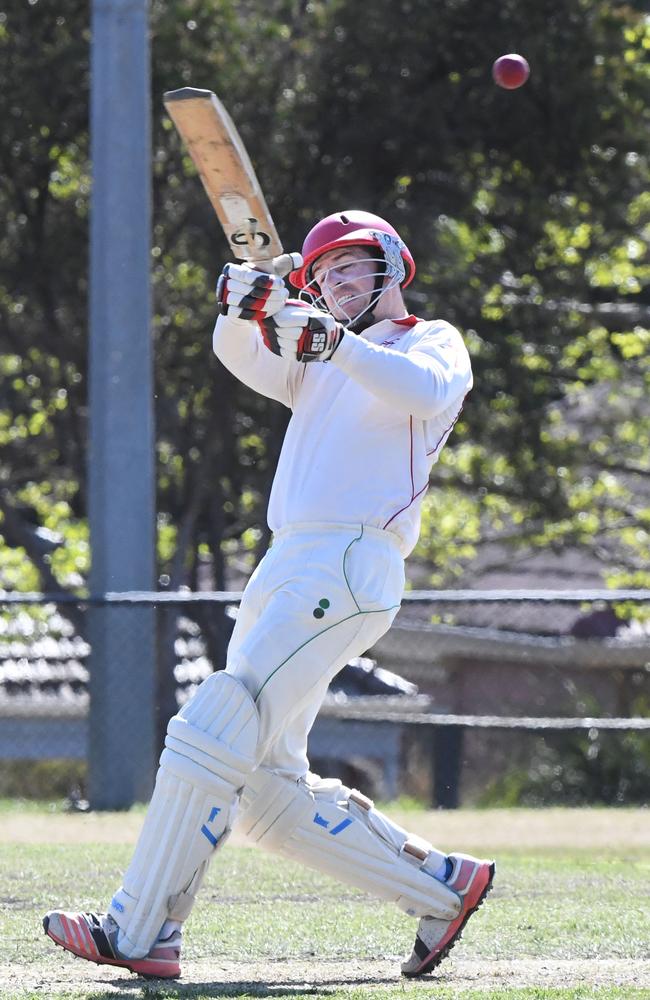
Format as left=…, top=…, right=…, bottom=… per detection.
left=272, top=251, right=303, bottom=277
left=241, top=218, right=302, bottom=276
left=250, top=251, right=303, bottom=277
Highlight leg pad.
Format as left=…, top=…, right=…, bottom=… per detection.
left=238, top=768, right=461, bottom=920
left=109, top=672, right=259, bottom=957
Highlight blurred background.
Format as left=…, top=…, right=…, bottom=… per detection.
left=1, top=0, right=649, bottom=810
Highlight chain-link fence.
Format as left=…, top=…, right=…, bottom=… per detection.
left=1, top=590, right=649, bottom=808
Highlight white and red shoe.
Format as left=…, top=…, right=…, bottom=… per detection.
left=401, top=853, right=495, bottom=977
left=43, top=910, right=181, bottom=979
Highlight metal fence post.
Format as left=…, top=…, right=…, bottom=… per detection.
left=432, top=725, right=464, bottom=808
left=88, top=0, right=156, bottom=808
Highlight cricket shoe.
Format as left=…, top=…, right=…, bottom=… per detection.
left=401, top=853, right=495, bottom=977
left=42, top=910, right=181, bottom=979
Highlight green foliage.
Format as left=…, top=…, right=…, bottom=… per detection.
left=1, top=1, right=649, bottom=593
left=480, top=719, right=650, bottom=807
left=0, top=760, right=86, bottom=799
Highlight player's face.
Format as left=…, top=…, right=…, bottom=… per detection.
left=311, top=247, right=380, bottom=321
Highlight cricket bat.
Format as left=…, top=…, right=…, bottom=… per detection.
left=163, top=87, right=301, bottom=276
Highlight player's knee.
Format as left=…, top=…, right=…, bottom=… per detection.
left=162, top=671, right=260, bottom=790
left=238, top=768, right=398, bottom=852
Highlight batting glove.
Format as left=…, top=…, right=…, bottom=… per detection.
left=258, top=301, right=345, bottom=362
left=216, top=262, right=289, bottom=321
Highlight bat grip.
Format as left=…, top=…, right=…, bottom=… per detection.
left=249, top=251, right=303, bottom=277
left=272, top=251, right=303, bottom=277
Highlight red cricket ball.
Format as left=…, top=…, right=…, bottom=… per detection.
left=492, top=53, right=530, bottom=90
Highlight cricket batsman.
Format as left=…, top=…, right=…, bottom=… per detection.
left=44, top=210, right=495, bottom=979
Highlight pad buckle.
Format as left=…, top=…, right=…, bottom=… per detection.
left=402, top=840, right=429, bottom=863
left=349, top=789, right=374, bottom=811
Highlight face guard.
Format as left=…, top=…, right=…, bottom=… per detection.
left=300, top=231, right=408, bottom=330
left=290, top=210, right=415, bottom=288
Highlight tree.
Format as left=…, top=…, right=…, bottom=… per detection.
left=1, top=0, right=648, bottom=597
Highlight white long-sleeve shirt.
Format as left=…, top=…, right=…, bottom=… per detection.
left=212, top=312, right=472, bottom=556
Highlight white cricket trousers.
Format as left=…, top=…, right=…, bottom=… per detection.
left=225, top=522, right=405, bottom=776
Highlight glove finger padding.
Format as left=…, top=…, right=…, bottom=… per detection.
left=217, top=262, right=289, bottom=320
left=259, top=301, right=345, bottom=362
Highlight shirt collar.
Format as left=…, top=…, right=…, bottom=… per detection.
left=393, top=314, right=421, bottom=326
left=359, top=315, right=422, bottom=342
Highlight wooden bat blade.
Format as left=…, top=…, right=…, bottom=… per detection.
left=163, top=87, right=284, bottom=265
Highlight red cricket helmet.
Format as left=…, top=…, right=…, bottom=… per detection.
left=289, top=210, right=416, bottom=290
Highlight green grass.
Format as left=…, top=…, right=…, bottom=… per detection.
left=0, top=797, right=68, bottom=814
left=1, top=807, right=649, bottom=999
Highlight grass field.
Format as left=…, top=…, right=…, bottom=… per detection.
left=1, top=801, right=649, bottom=999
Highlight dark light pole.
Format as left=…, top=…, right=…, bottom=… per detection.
left=88, top=0, right=156, bottom=808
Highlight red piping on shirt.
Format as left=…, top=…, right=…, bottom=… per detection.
left=383, top=415, right=429, bottom=529
left=408, top=415, right=414, bottom=495
left=383, top=389, right=470, bottom=529
left=426, top=391, right=470, bottom=456
left=383, top=482, right=429, bottom=529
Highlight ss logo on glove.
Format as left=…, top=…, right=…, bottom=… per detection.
left=258, top=301, right=345, bottom=363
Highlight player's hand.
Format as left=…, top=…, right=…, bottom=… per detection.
left=216, top=262, right=289, bottom=321
left=258, top=301, right=345, bottom=362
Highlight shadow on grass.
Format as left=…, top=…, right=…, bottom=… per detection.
left=85, top=972, right=398, bottom=999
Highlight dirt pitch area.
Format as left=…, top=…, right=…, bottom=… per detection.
left=1, top=957, right=649, bottom=996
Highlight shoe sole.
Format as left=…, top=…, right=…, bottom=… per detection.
left=42, top=915, right=180, bottom=980
left=402, top=861, right=496, bottom=978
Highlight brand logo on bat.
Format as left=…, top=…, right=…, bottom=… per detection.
left=231, top=229, right=272, bottom=248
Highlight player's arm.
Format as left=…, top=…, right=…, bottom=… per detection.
left=331, top=322, right=473, bottom=419
left=212, top=263, right=301, bottom=407
left=259, top=302, right=472, bottom=419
